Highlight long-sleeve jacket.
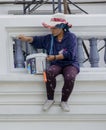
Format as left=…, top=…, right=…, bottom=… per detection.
left=31, top=31, right=80, bottom=72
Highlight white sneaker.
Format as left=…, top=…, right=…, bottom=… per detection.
left=43, top=100, right=55, bottom=111
left=60, top=101, right=70, bottom=112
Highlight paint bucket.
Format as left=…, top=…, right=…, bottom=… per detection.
left=26, top=53, right=47, bottom=74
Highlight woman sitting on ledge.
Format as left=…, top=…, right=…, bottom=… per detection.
left=18, top=13, right=80, bottom=112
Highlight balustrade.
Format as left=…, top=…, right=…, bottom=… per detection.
left=13, top=37, right=106, bottom=68
left=77, top=37, right=106, bottom=67
left=104, top=39, right=106, bottom=64
left=13, top=38, right=25, bottom=68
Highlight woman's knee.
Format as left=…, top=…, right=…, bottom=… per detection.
left=63, top=67, right=78, bottom=82
left=46, top=67, right=56, bottom=77
left=46, top=65, right=61, bottom=77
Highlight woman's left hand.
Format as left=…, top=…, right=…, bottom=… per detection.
left=46, top=55, right=55, bottom=61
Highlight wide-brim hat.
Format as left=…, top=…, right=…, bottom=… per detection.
left=42, top=13, right=72, bottom=28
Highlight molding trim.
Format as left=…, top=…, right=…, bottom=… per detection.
left=0, top=114, right=106, bottom=122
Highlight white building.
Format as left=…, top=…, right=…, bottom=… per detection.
left=0, top=1, right=106, bottom=130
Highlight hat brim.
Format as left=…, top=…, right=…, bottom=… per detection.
left=42, top=22, right=72, bottom=29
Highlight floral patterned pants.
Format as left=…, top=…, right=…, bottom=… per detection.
left=46, top=65, right=79, bottom=102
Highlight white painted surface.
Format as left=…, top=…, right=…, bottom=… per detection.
left=0, top=70, right=106, bottom=130
left=0, top=14, right=106, bottom=73
left=0, top=14, right=106, bottom=130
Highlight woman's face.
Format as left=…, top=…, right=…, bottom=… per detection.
left=50, top=27, right=63, bottom=36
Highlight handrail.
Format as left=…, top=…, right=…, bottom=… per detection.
left=29, top=0, right=49, bottom=14
left=23, top=0, right=49, bottom=14
left=67, top=0, right=88, bottom=14
left=13, top=37, right=106, bottom=68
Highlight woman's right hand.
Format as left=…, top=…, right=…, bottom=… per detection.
left=18, top=35, right=33, bottom=43
left=18, top=35, right=27, bottom=42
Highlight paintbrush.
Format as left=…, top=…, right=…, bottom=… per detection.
left=42, top=61, right=47, bottom=82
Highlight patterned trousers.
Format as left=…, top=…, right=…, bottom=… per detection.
left=46, top=65, right=79, bottom=102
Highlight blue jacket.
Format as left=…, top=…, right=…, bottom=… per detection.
left=31, top=31, right=80, bottom=72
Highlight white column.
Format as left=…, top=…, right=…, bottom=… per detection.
left=0, top=26, right=8, bottom=74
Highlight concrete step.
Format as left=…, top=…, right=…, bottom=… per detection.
left=0, top=68, right=106, bottom=129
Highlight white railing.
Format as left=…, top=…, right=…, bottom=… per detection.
left=0, top=14, right=106, bottom=74
left=13, top=37, right=106, bottom=69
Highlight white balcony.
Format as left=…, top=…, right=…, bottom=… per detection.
left=0, top=14, right=106, bottom=130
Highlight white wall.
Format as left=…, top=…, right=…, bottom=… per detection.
left=0, top=14, right=106, bottom=130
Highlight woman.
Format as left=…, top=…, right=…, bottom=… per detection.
left=18, top=13, right=80, bottom=112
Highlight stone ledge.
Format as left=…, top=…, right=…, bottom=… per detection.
left=0, top=114, right=106, bottom=121
left=0, top=68, right=106, bottom=82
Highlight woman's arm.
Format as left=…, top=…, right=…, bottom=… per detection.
left=18, top=35, right=33, bottom=43
left=47, top=54, right=64, bottom=61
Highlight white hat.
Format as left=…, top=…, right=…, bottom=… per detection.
left=42, top=13, right=72, bottom=28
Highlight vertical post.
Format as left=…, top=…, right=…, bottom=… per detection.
left=52, top=0, right=62, bottom=13
left=26, top=42, right=31, bottom=55
left=89, top=38, right=99, bottom=67
left=104, top=39, right=106, bottom=64
left=58, top=0, right=62, bottom=12
left=63, top=0, right=68, bottom=14
left=26, top=42, right=38, bottom=55
left=14, top=39, right=25, bottom=68
left=77, top=38, right=85, bottom=67
left=52, top=0, right=55, bottom=13
left=23, top=0, right=26, bottom=14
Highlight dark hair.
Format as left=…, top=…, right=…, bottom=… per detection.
left=55, top=23, right=70, bottom=32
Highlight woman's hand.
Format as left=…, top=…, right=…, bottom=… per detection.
left=18, top=35, right=27, bottom=42
left=46, top=55, right=55, bottom=61
left=18, top=35, right=33, bottom=43
left=46, top=54, right=64, bottom=61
